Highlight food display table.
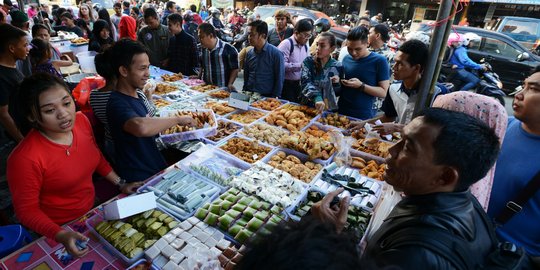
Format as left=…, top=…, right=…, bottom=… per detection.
left=1, top=67, right=398, bottom=269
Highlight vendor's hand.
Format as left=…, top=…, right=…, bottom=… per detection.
left=341, top=78, right=362, bottom=88
left=330, top=75, right=340, bottom=84
left=177, top=116, right=196, bottom=127
left=228, top=84, right=236, bottom=92
left=143, top=81, right=156, bottom=97
left=315, top=101, right=325, bottom=112
left=311, top=188, right=350, bottom=233
left=120, top=181, right=143, bottom=194
left=55, top=230, right=89, bottom=258
left=347, top=120, right=368, bottom=132
left=373, top=123, right=404, bottom=135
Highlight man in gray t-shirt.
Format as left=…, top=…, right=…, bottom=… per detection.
left=137, top=8, right=170, bottom=68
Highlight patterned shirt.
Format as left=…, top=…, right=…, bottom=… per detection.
left=167, top=30, right=199, bottom=75
left=201, top=39, right=239, bottom=87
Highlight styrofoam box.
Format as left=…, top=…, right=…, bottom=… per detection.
left=159, top=109, right=218, bottom=143
left=103, top=192, right=157, bottom=220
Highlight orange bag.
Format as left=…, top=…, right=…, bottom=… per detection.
left=72, top=76, right=106, bottom=113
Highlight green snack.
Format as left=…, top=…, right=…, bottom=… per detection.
left=209, top=204, right=221, bottom=215
left=110, top=232, right=123, bottom=245
left=119, top=223, right=132, bottom=233
left=143, top=218, right=157, bottom=229
left=129, top=247, right=143, bottom=258
left=95, top=221, right=110, bottom=233
left=201, top=203, right=211, bottom=210
left=118, top=238, right=133, bottom=250
left=254, top=210, right=269, bottom=221
left=219, top=193, right=229, bottom=200
left=235, top=218, right=248, bottom=227
left=246, top=217, right=264, bottom=232
left=142, top=209, right=154, bottom=219
left=196, top=208, right=209, bottom=219
left=168, top=221, right=179, bottom=229
left=103, top=227, right=116, bottom=239
left=113, top=236, right=126, bottom=248
left=152, top=210, right=163, bottom=218
left=204, top=212, right=219, bottom=226
left=130, top=232, right=144, bottom=244
left=228, top=187, right=241, bottom=194
left=237, top=197, right=252, bottom=206
left=228, top=224, right=243, bottom=236
left=220, top=200, right=233, bottom=210
left=232, top=203, right=247, bottom=212
left=143, top=239, right=157, bottom=249
left=157, top=226, right=168, bottom=237
left=135, top=219, right=145, bottom=229
left=121, top=240, right=135, bottom=255
left=270, top=205, right=282, bottom=215
left=243, top=207, right=257, bottom=218
left=219, top=215, right=235, bottom=230
left=149, top=222, right=163, bottom=232
left=248, top=200, right=262, bottom=209
left=112, top=221, right=125, bottom=229
left=164, top=217, right=174, bottom=224
left=225, top=194, right=238, bottom=202
left=157, top=213, right=168, bottom=222
left=226, top=209, right=241, bottom=219
left=260, top=201, right=271, bottom=210
left=269, top=214, right=284, bottom=224
left=234, top=229, right=253, bottom=243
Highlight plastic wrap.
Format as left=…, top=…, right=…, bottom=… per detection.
left=159, top=109, right=218, bottom=143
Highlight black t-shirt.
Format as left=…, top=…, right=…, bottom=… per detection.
left=0, top=65, right=24, bottom=144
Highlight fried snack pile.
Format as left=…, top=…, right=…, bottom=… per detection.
left=251, top=98, right=283, bottom=111
left=304, top=125, right=332, bottom=141
left=209, top=90, right=231, bottom=99
left=349, top=157, right=387, bottom=181
left=352, top=138, right=393, bottom=158
left=318, top=113, right=351, bottom=129
left=71, top=37, right=88, bottom=44
left=207, top=121, right=241, bottom=142
left=155, top=83, right=179, bottom=95
left=241, top=123, right=289, bottom=146
left=267, top=151, right=323, bottom=183
left=205, top=101, right=236, bottom=115
left=161, top=73, right=183, bottom=82
left=265, top=104, right=318, bottom=132
left=192, top=84, right=219, bottom=92
left=162, top=111, right=215, bottom=134
left=279, top=131, right=335, bottom=160
left=229, top=110, right=266, bottom=124
left=220, top=137, right=271, bottom=164
left=153, top=99, right=170, bottom=108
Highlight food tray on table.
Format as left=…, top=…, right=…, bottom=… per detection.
left=347, top=153, right=387, bottom=181
left=261, top=148, right=325, bottom=184
left=127, top=259, right=159, bottom=270
left=176, top=145, right=250, bottom=190
left=240, top=119, right=290, bottom=147
left=264, top=104, right=318, bottom=132
left=207, top=89, right=232, bottom=99
left=226, top=108, right=268, bottom=125
left=181, top=78, right=206, bottom=87
left=216, top=135, right=274, bottom=165
left=312, top=112, right=362, bottom=131
left=159, top=109, right=218, bottom=142
left=86, top=206, right=180, bottom=266
left=310, top=162, right=383, bottom=212
left=137, top=167, right=222, bottom=220
left=194, top=188, right=287, bottom=245
left=203, top=119, right=243, bottom=145
left=278, top=125, right=337, bottom=164
left=301, top=122, right=341, bottom=140
left=287, top=188, right=372, bottom=242
left=204, top=100, right=238, bottom=116
left=161, top=73, right=185, bottom=83
left=228, top=161, right=308, bottom=209
left=351, top=138, right=395, bottom=163
left=191, top=84, right=222, bottom=93
left=143, top=216, right=238, bottom=269
left=249, top=98, right=288, bottom=111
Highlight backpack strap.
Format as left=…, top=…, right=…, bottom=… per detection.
left=287, top=37, right=309, bottom=55
left=495, top=171, right=540, bottom=225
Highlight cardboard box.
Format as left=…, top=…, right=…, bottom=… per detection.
left=103, top=192, right=157, bottom=220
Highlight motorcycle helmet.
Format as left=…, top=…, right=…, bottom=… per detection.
left=405, top=31, right=431, bottom=45
left=314, top=18, right=331, bottom=33
left=463, top=32, right=481, bottom=47
left=447, top=32, right=464, bottom=47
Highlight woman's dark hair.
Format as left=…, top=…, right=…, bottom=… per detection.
left=110, top=38, right=148, bottom=77
left=236, top=217, right=363, bottom=270
left=95, top=48, right=115, bottom=81
left=29, top=38, right=51, bottom=67
left=314, top=32, right=336, bottom=74
left=13, top=73, right=71, bottom=135
left=294, top=18, right=313, bottom=33
left=31, top=23, right=49, bottom=38
left=53, top=7, right=66, bottom=24
left=98, top=7, right=114, bottom=34
left=60, top=11, right=73, bottom=20
left=92, top=19, right=110, bottom=41
left=75, top=18, right=91, bottom=37
left=347, top=26, right=369, bottom=43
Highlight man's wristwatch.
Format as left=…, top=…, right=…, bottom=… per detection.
left=115, top=177, right=126, bottom=187
left=359, top=82, right=366, bottom=91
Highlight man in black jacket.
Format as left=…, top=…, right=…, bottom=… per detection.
left=313, top=108, right=501, bottom=269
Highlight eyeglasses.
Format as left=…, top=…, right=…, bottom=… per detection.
left=299, top=32, right=312, bottom=39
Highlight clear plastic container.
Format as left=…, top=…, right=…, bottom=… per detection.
left=261, top=147, right=325, bottom=184
left=159, top=109, right=218, bottom=143
left=76, top=51, right=97, bottom=73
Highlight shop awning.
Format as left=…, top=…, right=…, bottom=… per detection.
left=469, top=0, right=540, bottom=4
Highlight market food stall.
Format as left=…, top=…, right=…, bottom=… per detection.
left=0, top=68, right=397, bottom=270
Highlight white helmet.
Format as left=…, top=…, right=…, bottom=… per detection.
left=463, top=32, right=481, bottom=46
left=405, top=31, right=430, bottom=45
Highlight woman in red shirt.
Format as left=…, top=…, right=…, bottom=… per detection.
left=7, top=73, right=142, bottom=257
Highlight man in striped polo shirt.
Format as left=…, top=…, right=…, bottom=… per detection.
left=198, top=23, right=239, bottom=91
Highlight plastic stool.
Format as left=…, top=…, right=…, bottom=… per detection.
left=0, top=225, right=33, bottom=258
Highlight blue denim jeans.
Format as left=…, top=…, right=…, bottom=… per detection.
left=455, top=69, right=481, bottom=91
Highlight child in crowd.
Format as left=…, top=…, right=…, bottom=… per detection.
left=29, top=38, right=72, bottom=78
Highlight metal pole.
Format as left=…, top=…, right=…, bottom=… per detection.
left=412, top=0, right=460, bottom=116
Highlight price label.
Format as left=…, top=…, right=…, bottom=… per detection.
left=252, top=154, right=258, bottom=160
left=228, top=92, right=250, bottom=110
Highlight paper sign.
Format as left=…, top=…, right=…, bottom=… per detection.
left=228, top=92, right=250, bottom=110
